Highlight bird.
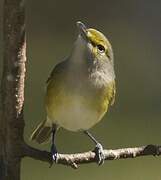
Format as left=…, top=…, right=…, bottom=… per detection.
left=30, top=21, right=116, bottom=165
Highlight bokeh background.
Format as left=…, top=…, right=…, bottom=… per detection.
left=1, top=0, right=161, bottom=179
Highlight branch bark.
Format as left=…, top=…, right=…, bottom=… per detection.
left=0, top=0, right=26, bottom=179
left=23, top=144, right=161, bottom=169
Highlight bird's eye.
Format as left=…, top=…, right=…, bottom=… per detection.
left=97, top=44, right=105, bottom=53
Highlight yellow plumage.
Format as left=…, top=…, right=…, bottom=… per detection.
left=31, top=22, right=116, bottom=144
left=46, top=69, right=115, bottom=131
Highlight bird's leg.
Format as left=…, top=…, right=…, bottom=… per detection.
left=51, top=124, right=58, bottom=163
left=84, top=130, right=105, bottom=165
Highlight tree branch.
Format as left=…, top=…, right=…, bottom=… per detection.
left=0, top=0, right=26, bottom=179
left=22, top=144, right=161, bottom=169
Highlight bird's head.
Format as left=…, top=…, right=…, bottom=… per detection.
left=70, top=21, right=114, bottom=67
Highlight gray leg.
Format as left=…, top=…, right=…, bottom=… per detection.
left=51, top=124, right=58, bottom=163
left=84, top=130, right=105, bottom=165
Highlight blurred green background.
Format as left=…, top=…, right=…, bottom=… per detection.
left=1, top=0, right=161, bottom=179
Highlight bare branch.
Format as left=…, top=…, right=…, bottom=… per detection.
left=23, top=144, right=161, bottom=169
left=0, top=0, right=26, bottom=179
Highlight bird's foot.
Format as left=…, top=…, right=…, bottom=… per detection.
left=50, top=143, right=58, bottom=165
left=94, top=143, right=105, bottom=165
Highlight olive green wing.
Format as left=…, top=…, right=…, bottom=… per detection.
left=46, top=59, right=68, bottom=84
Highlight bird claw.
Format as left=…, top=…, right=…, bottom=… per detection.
left=51, top=143, right=58, bottom=163
left=94, top=143, right=105, bottom=165
left=52, top=152, right=58, bottom=162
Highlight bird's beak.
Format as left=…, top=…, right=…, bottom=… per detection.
left=77, top=21, right=89, bottom=42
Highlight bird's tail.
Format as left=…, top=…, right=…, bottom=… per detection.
left=30, top=120, right=52, bottom=144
